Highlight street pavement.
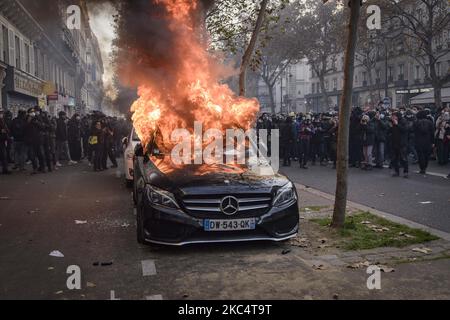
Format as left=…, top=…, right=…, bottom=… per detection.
left=0, top=161, right=449, bottom=300
left=281, top=161, right=450, bottom=233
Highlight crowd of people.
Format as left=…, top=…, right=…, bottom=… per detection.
left=0, top=107, right=131, bottom=175
left=256, top=105, right=450, bottom=179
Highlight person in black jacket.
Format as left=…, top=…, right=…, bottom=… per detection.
left=56, top=111, right=77, bottom=166
left=40, top=111, right=53, bottom=172
left=280, top=116, right=295, bottom=166
left=90, top=121, right=104, bottom=172
left=68, top=114, right=82, bottom=161
left=414, top=110, right=434, bottom=174
left=11, top=110, right=27, bottom=171
left=374, top=111, right=388, bottom=168
left=389, top=112, right=409, bottom=178
left=24, top=108, right=45, bottom=174
left=349, top=107, right=363, bottom=168
left=361, top=113, right=375, bottom=170
left=0, top=109, right=11, bottom=174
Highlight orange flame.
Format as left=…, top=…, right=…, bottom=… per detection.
left=130, top=0, right=259, bottom=167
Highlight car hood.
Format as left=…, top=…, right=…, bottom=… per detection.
left=142, top=158, right=290, bottom=195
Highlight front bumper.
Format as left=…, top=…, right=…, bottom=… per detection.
left=139, top=200, right=299, bottom=246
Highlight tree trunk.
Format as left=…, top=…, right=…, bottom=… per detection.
left=239, top=0, right=268, bottom=97
left=428, top=65, right=443, bottom=112
left=267, top=83, right=276, bottom=113
left=331, top=0, right=361, bottom=229
left=318, top=75, right=329, bottom=111
left=434, top=84, right=443, bottom=112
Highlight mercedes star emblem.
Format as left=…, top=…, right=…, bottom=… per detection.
left=220, top=196, right=239, bottom=215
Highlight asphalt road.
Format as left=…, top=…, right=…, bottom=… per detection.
left=0, top=161, right=449, bottom=300
left=281, top=161, right=450, bottom=233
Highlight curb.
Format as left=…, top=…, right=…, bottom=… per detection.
left=295, top=183, right=450, bottom=242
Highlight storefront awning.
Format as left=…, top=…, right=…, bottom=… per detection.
left=410, top=87, right=450, bottom=104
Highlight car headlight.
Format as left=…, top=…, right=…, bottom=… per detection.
left=272, top=182, right=297, bottom=207
left=145, top=185, right=180, bottom=209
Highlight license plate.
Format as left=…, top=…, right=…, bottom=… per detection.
left=204, top=218, right=256, bottom=231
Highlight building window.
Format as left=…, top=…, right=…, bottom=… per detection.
left=436, top=62, right=441, bottom=77
left=398, top=64, right=404, bottom=78
left=1, top=26, right=7, bottom=63
left=25, top=43, right=30, bottom=73
left=388, top=66, right=393, bottom=78
left=15, top=36, right=20, bottom=69
left=34, top=48, right=39, bottom=77
left=333, top=78, right=337, bottom=90
left=312, top=83, right=315, bottom=94
left=415, top=65, right=420, bottom=79
left=362, top=71, right=367, bottom=82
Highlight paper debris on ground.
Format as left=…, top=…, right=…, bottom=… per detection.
left=347, top=261, right=371, bottom=269
left=49, top=250, right=64, bottom=258
left=86, top=282, right=96, bottom=288
left=419, top=201, right=433, bottom=204
left=0, top=196, right=11, bottom=200
left=75, top=220, right=88, bottom=225
left=412, top=247, right=432, bottom=254
left=398, top=232, right=414, bottom=238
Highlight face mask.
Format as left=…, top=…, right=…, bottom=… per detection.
left=380, top=114, right=385, bottom=120
left=30, top=113, right=36, bottom=117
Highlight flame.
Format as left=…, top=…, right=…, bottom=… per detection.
left=130, top=0, right=259, bottom=172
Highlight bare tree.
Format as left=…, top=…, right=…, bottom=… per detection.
left=206, top=0, right=289, bottom=96
left=257, top=3, right=308, bottom=112
left=384, top=0, right=450, bottom=111
left=302, top=1, right=345, bottom=111
left=331, top=0, right=362, bottom=229
left=239, top=0, right=269, bottom=96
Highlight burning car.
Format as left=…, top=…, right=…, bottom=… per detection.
left=132, top=143, right=299, bottom=246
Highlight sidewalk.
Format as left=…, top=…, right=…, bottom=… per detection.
left=266, top=187, right=450, bottom=299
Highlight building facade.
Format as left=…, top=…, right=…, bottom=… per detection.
left=305, top=1, right=450, bottom=113
left=0, top=0, right=103, bottom=117
left=256, top=59, right=311, bottom=114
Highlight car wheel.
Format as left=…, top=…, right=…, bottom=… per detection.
left=136, top=203, right=145, bottom=244
left=126, top=179, right=133, bottom=188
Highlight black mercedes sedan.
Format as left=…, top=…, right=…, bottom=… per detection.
left=132, top=144, right=299, bottom=246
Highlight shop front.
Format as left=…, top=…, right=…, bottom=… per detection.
left=3, top=66, right=44, bottom=116
left=47, top=93, right=77, bottom=117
